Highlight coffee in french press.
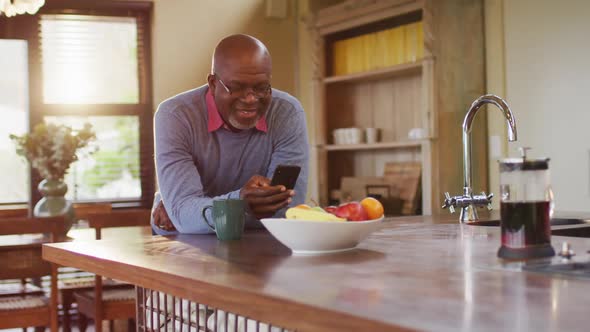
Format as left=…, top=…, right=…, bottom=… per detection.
left=497, top=148, right=555, bottom=259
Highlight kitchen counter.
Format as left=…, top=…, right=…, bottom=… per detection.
left=43, top=215, right=590, bottom=331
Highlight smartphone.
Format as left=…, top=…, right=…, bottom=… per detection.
left=270, top=165, right=301, bottom=190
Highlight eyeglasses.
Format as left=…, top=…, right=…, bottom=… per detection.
left=216, top=76, right=271, bottom=98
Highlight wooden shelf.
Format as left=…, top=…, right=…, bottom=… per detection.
left=323, top=61, right=423, bottom=84
left=320, top=140, right=425, bottom=151
left=310, top=0, right=487, bottom=216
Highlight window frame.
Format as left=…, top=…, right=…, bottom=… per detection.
left=0, top=0, right=155, bottom=209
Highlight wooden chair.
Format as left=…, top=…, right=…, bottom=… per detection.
left=73, top=209, right=152, bottom=332
left=0, top=207, right=34, bottom=289
left=56, top=202, right=114, bottom=331
left=0, top=216, right=64, bottom=332
left=73, top=202, right=112, bottom=225
left=59, top=271, right=127, bottom=332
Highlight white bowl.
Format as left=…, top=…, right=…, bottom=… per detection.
left=260, top=217, right=384, bottom=255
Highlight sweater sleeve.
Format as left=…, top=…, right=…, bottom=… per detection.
left=266, top=100, right=310, bottom=216
left=153, top=104, right=240, bottom=235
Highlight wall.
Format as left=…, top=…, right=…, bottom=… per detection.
left=484, top=0, right=507, bottom=210
left=151, top=0, right=297, bottom=105
left=505, top=0, right=590, bottom=211
left=294, top=0, right=344, bottom=204
left=294, top=0, right=317, bottom=202
left=489, top=0, right=590, bottom=211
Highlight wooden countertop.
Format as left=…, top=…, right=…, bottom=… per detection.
left=43, top=216, right=590, bottom=331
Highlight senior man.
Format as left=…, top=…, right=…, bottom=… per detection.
left=151, top=34, right=309, bottom=234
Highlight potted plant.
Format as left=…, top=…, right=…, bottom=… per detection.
left=10, top=122, right=96, bottom=234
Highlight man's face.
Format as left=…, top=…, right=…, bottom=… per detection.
left=212, top=64, right=272, bottom=131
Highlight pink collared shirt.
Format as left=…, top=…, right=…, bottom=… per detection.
left=206, top=90, right=267, bottom=132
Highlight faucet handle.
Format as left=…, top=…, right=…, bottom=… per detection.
left=485, top=192, right=494, bottom=210
left=469, top=191, right=494, bottom=209
left=518, top=147, right=532, bottom=160
left=442, top=192, right=456, bottom=213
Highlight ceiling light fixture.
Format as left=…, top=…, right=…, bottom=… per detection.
left=0, top=0, right=45, bottom=18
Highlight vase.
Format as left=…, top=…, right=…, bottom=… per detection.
left=33, top=179, right=75, bottom=238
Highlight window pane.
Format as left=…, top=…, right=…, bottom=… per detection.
left=41, top=15, right=139, bottom=104
left=0, top=40, right=29, bottom=204
left=44, top=116, right=141, bottom=201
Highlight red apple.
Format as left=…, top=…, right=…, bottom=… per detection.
left=324, top=206, right=338, bottom=214
left=334, top=201, right=369, bottom=221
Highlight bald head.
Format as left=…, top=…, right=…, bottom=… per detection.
left=207, top=34, right=273, bottom=131
left=211, top=34, right=272, bottom=77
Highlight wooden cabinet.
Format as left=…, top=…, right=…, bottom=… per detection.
left=309, top=0, right=487, bottom=215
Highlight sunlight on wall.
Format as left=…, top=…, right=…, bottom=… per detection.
left=151, top=0, right=297, bottom=105
left=504, top=0, right=590, bottom=211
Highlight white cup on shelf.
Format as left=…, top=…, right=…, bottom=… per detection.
left=333, top=127, right=364, bottom=144
left=349, top=128, right=362, bottom=144
left=365, top=128, right=379, bottom=144
left=342, top=128, right=351, bottom=144
left=332, top=129, right=344, bottom=145
left=408, top=127, right=427, bottom=140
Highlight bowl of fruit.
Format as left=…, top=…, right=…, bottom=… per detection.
left=261, top=197, right=385, bottom=255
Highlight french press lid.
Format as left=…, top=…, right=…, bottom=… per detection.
left=499, top=147, right=550, bottom=172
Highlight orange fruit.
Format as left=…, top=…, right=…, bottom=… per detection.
left=360, top=197, right=384, bottom=220
left=295, top=204, right=311, bottom=210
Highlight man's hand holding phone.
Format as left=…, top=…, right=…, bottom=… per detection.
left=240, top=165, right=301, bottom=219
left=240, top=175, right=294, bottom=219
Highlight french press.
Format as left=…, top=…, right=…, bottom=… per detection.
left=497, top=147, right=556, bottom=259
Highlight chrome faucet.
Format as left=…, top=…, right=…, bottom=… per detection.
left=442, top=94, right=518, bottom=223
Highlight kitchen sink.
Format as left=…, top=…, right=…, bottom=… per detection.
left=468, top=218, right=590, bottom=238
left=468, top=218, right=590, bottom=227
left=552, top=226, right=590, bottom=238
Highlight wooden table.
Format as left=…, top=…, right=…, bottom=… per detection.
left=0, top=226, right=152, bottom=249
left=43, top=217, right=590, bottom=331
left=0, top=226, right=152, bottom=278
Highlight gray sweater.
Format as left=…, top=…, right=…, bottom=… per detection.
left=152, top=85, right=309, bottom=234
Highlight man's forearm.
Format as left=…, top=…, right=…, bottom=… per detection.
left=160, top=189, right=241, bottom=234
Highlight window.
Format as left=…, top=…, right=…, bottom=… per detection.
left=0, top=40, right=29, bottom=204
left=1, top=1, right=154, bottom=207
left=39, top=14, right=145, bottom=203
left=45, top=116, right=141, bottom=201
left=41, top=15, right=140, bottom=105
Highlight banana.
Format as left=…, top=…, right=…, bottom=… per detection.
left=311, top=206, right=326, bottom=213
left=286, top=207, right=346, bottom=222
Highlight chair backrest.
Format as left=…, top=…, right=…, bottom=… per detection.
left=73, top=203, right=112, bottom=222
left=0, top=216, right=61, bottom=331
left=87, top=209, right=152, bottom=240
left=0, top=216, right=64, bottom=280
left=0, top=208, right=29, bottom=219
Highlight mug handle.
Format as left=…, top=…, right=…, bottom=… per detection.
left=202, top=205, right=215, bottom=231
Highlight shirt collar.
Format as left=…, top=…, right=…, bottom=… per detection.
left=206, top=89, right=267, bottom=133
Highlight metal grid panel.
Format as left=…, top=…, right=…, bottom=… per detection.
left=136, top=286, right=293, bottom=332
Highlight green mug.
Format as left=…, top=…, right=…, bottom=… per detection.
left=202, top=199, right=246, bottom=241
